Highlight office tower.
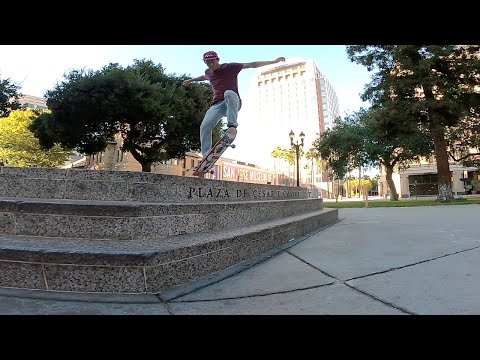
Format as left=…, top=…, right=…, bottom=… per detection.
left=18, top=95, right=47, bottom=110
left=252, top=58, right=340, bottom=188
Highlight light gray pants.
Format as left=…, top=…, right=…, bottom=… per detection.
left=200, top=90, right=241, bottom=156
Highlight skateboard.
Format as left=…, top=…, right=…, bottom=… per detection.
left=192, top=127, right=237, bottom=176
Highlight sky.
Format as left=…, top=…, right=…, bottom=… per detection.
left=0, top=45, right=375, bottom=171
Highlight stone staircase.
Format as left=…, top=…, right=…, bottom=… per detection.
left=0, top=166, right=338, bottom=294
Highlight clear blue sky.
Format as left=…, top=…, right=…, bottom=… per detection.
left=0, top=45, right=372, bottom=116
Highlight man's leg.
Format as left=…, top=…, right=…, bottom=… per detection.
left=224, top=90, right=241, bottom=128
left=200, top=103, right=225, bottom=157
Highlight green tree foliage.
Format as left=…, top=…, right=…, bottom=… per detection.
left=346, top=45, right=480, bottom=201
left=29, top=59, right=215, bottom=172
left=360, top=106, right=433, bottom=200
left=0, top=76, right=23, bottom=118
left=270, top=146, right=303, bottom=185
left=314, top=107, right=432, bottom=200
left=0, top=109, right=71, bottom=167
left=314, top=116, right=362, bottom=181
left=270, top=146, right=291, bottom=184
left=445, top=113, right=480, bottom=167
left=304, top=147, right=320, bottom=182
left=343, top=177, right=373, bottom=197
left=304, top=147, right=321, bottom=169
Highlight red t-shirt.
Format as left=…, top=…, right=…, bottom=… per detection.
left=205, top=63, right=244, bottom=104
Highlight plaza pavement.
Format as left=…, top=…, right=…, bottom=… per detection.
left=1, top=204, right=479, bottom=315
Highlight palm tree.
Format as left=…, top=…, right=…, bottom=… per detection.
left=305, top=148, right=319, bottom=188
left=270, top=146, right=283, bottom=185
left=271, top=146, right=297, bottom=186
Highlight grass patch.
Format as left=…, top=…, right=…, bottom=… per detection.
left=322, top=197, right=480, bottom=208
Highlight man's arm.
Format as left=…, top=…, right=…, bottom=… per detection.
left=241, top=57, right=285, bottom=69
left=182, top=75, right=208, bottom=87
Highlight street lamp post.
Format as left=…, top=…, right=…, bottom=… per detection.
left=289, top=130, right=305, bottom=187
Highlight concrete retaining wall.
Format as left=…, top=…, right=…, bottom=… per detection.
left=0, top=167, right=338, bottom=293
left=0, top=167, right=308, bottom=203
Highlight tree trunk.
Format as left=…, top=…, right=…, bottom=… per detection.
left=358, top=167, right=362, bottom=198
left=430, top=122, right=453, bottom=201
left=384, top=164, right=399, bottom=201
left=142, top=162, right=152, bottom=172
left=311, top=158, right=314, bottom=187
left=327, top=178, right=330, bottom=199
left=274, top=159, right=277, bottom=185
left=130, top=149, right=152, bottom=172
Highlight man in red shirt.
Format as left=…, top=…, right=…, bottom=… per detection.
left=182, top=50, right=285, bottom=158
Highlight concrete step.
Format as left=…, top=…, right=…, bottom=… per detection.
left=0, top=196, right=323, bottom=240
left=0, top=208, right=338, bottom=294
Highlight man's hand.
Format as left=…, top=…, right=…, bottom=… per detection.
left=182, top=80, right=191, bottom=87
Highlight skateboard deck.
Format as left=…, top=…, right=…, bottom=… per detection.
left=193, top=127, right=237, bottom=176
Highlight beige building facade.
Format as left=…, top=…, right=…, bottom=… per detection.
left=18, top=95, right=47, bottom=110
left=378, top=159, right=479, bottom=198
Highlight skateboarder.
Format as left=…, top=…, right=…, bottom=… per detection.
left=182, top=50, right=285, bottom=159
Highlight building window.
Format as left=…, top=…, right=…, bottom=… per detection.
left=408, top=174, right=438, bottom=196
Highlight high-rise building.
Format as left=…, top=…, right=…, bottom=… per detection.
left=18, top=95, right=47, bottom=110
left=248, top=58, right=340, bottom=192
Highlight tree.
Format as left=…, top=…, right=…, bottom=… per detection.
left=445, top=113, right=480, bottom=167
left=271, top=146, right=297, bottom=185
left=343, top=177, right=359, bottom=197
left=30, top=59, right=216, bottom=172
left=304, top=147, right=319, bottom=187
left=360, top=106, right=433, bottom=200
left=344, top=177, right=373, bottom=197
left=314, top=123, right=353, bottom=201
left=270, top=146, right=283, bottom=184
left=0, top=109, right=71, bottom=167
left=0, top=76, right=22, bottom=118
left=347, top=45, right=480, bottom=201
left=314, top=107, right=433, bottom=201
left=314, top=116, right=362, bottom=182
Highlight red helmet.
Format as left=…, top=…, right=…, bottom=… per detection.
left=203, top=51, right=219, bottom=61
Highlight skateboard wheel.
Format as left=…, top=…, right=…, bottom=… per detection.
left=230, top=144, right=236, bottom=148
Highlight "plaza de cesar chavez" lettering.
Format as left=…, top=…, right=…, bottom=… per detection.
left=188, top=187, right=300, bottom=200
